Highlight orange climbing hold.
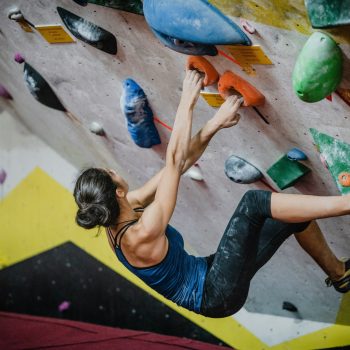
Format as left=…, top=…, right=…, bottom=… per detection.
left=338, top=172, right=350, bottom=187
left=186, top=56, right=219, bottom=86
left=218, top=70, right=265, bottom=107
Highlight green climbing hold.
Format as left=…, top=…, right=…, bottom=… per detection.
left=292, top=32, right=343, bottom=103
left=305, top=0, right=350, bottom=29
left=267, top=155, right=311, bottom=190
left=310, top=128, right=350, bottom=195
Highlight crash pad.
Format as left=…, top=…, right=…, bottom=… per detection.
left=292, top=32, right=342, bottom=103
left=143, top=0, right=251, bottom=46
left=310, top=128, right=350, bottom=195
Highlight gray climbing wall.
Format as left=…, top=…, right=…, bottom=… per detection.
left=0, top=0, right=350, bottom=348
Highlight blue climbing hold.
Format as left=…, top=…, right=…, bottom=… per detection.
left=120, top=78, right=161, bottom=148
left=287, top=148, right=308, bottom=161
left=225, top=155, right=263, bottom=184
left=143, top=0, right=252, bottom=46
left=151, top=27, right=218, bottom=56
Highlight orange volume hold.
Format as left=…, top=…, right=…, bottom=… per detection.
left=218, top=70, right=265, bottom=107
left=338, top=172, right=350, bottom=187
left=186, top=56, right=219, bottom=86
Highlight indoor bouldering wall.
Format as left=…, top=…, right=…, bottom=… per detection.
left=1, top=1, right=350, bottom=349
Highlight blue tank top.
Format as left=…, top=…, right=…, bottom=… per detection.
left=114, top=224, right=207, bottom=313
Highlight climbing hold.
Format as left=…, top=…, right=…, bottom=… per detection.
left=0, top=169, right=7, bottom=185
left=185, top=165, right=204, bottom=181
left=336, top=88, right=350, bottom=107
left=224, top=155, right=263, bottom=184
left=0, top=84, right=13, bottom=100
left=72, top=0, right=88, bottom=6
left=186, top=56, right=219, bottom=86
left=150, top=27, right=218, bottom=56
left=8, top=8, right=24, bottom=21
left=282, top=301, right=298, bottom=312
left=14, top=52, right=25, bottom=63
left=319, top=154, right=329, bottom=169
left=88, top=0, right=144, bottom=15
left=310, top=128, right=350, bottom=195
left=58, top=301, right=71, bottom=312
left=57, top=7, right=117, bottom=55
left=89, top=122, right=105, bottom=136
left=305, top=0, right=350, bottom=28
left=267, top=155, right=311, bottom=190
left=240, top=19, right=256, bottom=34
left=287, top=148, right=308, bottom=161
left=292, top=32, right=343, bottom=103
left=22, top=62, right=66, bottom=111
left=120, top=78, right=161, bottom=148
left=338, top=172, right=350, bottom=187
left=143, top=0, right=252, bottom=46
left=218, top=71, right=265, bottom=107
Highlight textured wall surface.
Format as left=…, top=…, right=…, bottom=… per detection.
left=1, top=0, right=350, bottom=348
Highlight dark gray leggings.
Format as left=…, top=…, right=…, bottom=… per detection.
left=200, top=190, right=310, bottom=318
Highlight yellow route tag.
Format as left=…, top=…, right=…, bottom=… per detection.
left=200, top=91, right=225, bottom=108
left=227, top=45, right=273, bottom=65
left=35, top=25, right=75, bottom=44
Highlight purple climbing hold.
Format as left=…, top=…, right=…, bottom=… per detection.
left=0, top=169, right=7, bottom=185
left=0, top=85, right=13, bottom=100
left=14, top=53, right=25, bottom=64
left=58, top=301, right=71, bottom=312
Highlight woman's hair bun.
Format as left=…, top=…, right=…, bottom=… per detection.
left=76, top=203, right=111, bottom=229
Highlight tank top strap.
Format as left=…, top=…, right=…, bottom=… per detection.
left=115, top=219, right=138, bottom=248
left=106, top=219, right=138, bottom=248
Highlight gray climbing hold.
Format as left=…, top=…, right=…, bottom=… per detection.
left=225, top=155, right=263, bottom=184
left=287, top=148, right=308, bottom=161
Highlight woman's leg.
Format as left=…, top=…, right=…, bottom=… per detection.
left=201, top=190, right=276, bottom=317
left=294, top=221, right=345, bottom=280
left=271, top=193, right=350, bottom=222
left=201, top=191, right=350, bottom=317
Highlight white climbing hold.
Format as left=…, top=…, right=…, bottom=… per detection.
left=89, top=121, right=105, bottom=136
left=185, top=165, right=204, bottom=181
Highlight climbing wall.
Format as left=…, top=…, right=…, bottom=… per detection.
left=1, top=1, right=350, bottom=349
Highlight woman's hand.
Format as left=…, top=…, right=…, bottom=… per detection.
left=180, top=70, right=203, bottom=108
left=210, top=95, right=243, bottom=130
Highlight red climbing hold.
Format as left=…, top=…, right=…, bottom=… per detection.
left=338, top=172, right=350, bottom=187
left=218, top=71, right=265, bottom=107
left=186, top=56, right=219, bottom=86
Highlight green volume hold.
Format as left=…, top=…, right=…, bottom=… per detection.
left=292, top=32, right=342, bottom=103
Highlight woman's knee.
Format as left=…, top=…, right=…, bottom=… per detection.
left=238, top=190, right=272, bottom=219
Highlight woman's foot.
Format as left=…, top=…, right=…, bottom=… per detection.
left=326, top=259, right=350, bottom=293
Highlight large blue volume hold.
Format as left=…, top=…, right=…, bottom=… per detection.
left=120, top=78, right=161, bottom=148
left=143, top=0, right=252, bottom=46
left=151, top=27, right=218, bottom=56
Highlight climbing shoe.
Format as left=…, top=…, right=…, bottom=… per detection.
left=325, top=259, right=350, bottom=293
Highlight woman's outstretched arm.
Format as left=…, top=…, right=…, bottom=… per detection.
left=127, top=96, right=242, bottom=208
left=138, top=71, right=203, bottom=236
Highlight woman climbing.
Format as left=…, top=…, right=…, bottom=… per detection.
left=74, top=70, right=350, bottom=318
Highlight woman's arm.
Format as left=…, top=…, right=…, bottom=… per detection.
left=127, top=96, right=242, bottom=209
left=137, top=71, right=202, bottom=237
